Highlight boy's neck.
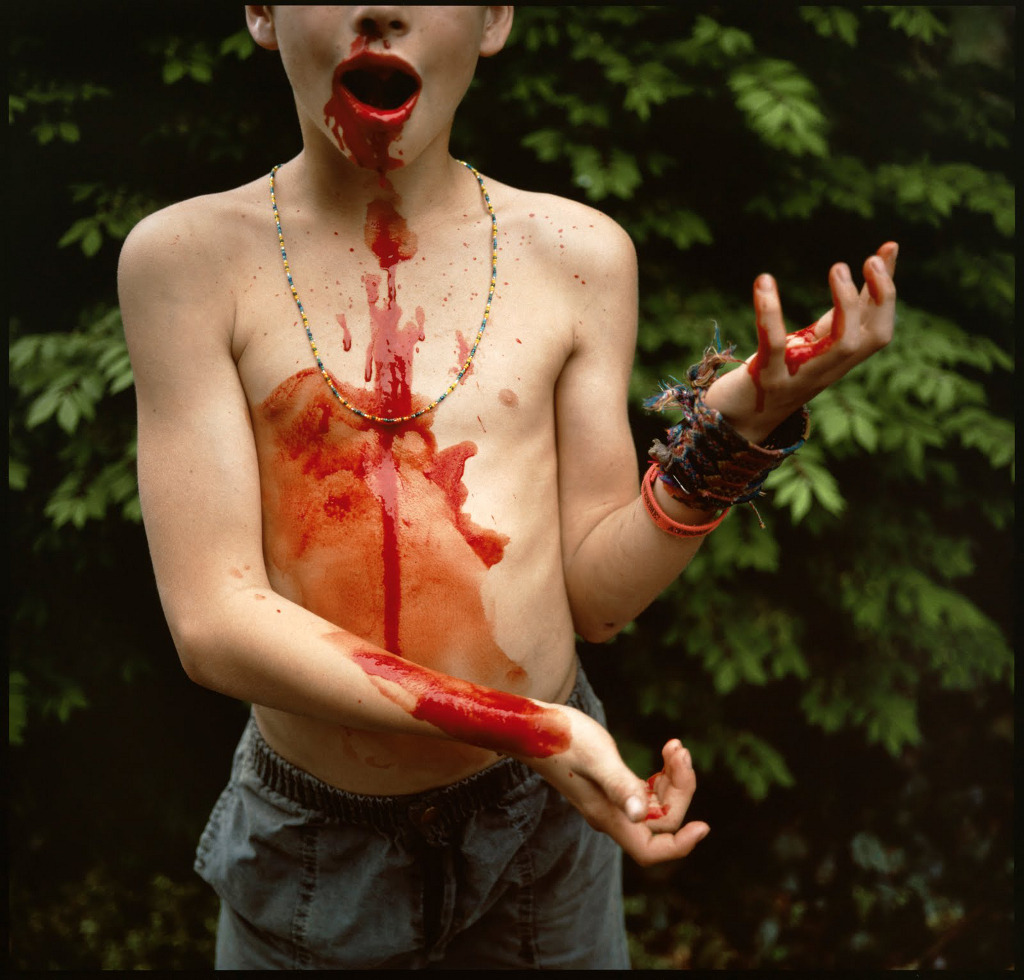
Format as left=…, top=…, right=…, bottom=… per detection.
left=286, top=137, right=469, bottom=225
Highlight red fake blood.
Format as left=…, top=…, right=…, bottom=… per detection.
left=348, top=646, right=569, bottom=758
left=749, top=316, right=771, bottom=413
left=256, top=369, right=520, bottom=686
left=324, top=88, right=401, bottom=175
left=783, top=321, right=840, bottom=373
left=255, top=178, right=515, bottom=684
left=644, top=770, right=670, bottom=822
left=453, top=330, right=474, bottom=379
left=749, top=319, right=840, bottom=410
left=356, top=181, right=427, bottom=653
left=322, top=39, right=420, bottom=176
left=335, top=314, right=353, bottom=352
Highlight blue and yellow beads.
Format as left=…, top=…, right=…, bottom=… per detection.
left=269, top=161, right=498, bottom=425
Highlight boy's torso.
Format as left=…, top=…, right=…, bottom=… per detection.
left=208, top=171, right=591, bottom=793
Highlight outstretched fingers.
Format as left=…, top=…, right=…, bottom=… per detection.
left=753, top=273, right=788, bottom=366
left=860, top=245, right=898, bottom=350
left=827, top=261, right=861, bottom=350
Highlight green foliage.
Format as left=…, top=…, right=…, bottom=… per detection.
left=9, top=670, right=29, bottom=745
left=728, top=58, right=828, bottom=157
left=870, top=5, right=948, bottom=43
left=10, top=305, right=140, bottom=528
left=59, top=184, right=155, bottom=257
left=799, top=7, right=861, bottom=47
left=10, top=865, right=217, bottom=970
left=8, top=78, right=110, bottom=141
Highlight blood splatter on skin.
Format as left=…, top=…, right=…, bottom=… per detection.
left=254, top=137, right=524, bottom=695
left=644, top=771, right=669, bottom=822
left=345, top=644, right=570, bottom=758
left=783, top=322, right=839, bottom=371
left=334, top=314, right=353, bottom=352
left=749, top=316, right=841, bottom=412
left=255, top=366, right=524, bottom=688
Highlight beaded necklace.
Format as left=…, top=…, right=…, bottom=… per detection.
left=269, top=161, right=498, bottom=425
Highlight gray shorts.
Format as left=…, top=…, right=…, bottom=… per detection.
left=194, top=663, right=630, bottom=969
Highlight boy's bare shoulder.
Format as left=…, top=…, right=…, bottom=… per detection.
left=490, top=179, right=636, bottom=276
left=119, top=175, right=268, bottom=284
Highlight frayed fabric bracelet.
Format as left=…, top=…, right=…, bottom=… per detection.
left=641, top=463, right=729, bottom=538
left=645, top=334, right=810, bottom=526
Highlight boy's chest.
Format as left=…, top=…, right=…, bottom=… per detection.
left=231, top=235, right=573, bottom=446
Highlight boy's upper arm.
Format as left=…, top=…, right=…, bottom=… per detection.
left=118, top=203, right=268, bottom=644
left=553, top=210, right=641, bottom=566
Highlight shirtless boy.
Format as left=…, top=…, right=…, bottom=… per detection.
left=118, top=5, right=897, bottom=970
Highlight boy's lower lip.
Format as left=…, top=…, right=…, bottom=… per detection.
left=332, top=52, right=422, bottom=129
left=341, top=86, right=419, bottom=127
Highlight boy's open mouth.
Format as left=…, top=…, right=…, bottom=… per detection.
left=341, top=66, right=420, bottom=112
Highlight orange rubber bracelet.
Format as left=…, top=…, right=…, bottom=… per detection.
left=641, top=463, right=729, bottom=538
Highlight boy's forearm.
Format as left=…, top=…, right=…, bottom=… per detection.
left=174, top=587, right=571, bottom=759
left=563, top=483, right=715, bottom=643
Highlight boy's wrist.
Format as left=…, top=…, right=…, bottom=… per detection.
left=701, top=366, right=800, bottom=444
left=651, top=472, right=718, bottom=522
left=644, top=335, right=810, bottom=527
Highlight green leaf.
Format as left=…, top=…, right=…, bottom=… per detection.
left=799, top=6, right=860, bottom=46
left=849, top=414, right=879, bottom=452
left=9, top=671, right=28, bottom=746
left=162, top=60, right=186, bottom=85
left=220, top=30, right=256, bottom=60
left=9, top=458, right=29, bottom=491
left=43, top=683, right=89, bottom=724
left=865, top=691, right=921, bottom=755
left=9, top=335, right=41, bottom=372
left=81, top=226, right=103, bottom=256
left=33, top=120, right=55, bottom=144
left=25, top=387, right=62, bottom=429
left=871, top=5, right=948, bottom=43
left=728, top=59, right=828, bottom=157
left=58, top=217, right=93, bottom=249
left=521, top=127, right=562, bottom=163
left=720, top=731, right=796, bottom=800
left=9, top=93, right=27, bottom=122
left=56, top=395, right=81, bottom=434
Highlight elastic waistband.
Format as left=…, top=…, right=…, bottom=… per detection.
left=245, top=662, right=592, bottom=843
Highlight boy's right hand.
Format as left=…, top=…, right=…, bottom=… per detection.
left=526, top=705, right=710, bottom=867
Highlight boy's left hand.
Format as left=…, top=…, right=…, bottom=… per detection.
left=605, top=737, right=710, bottom=867
left=704, top=241, right=898, bottom=444
left=529, top=709, right=710, bottom=867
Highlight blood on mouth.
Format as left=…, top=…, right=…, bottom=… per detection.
left=323, top=42, right=422, bottom=174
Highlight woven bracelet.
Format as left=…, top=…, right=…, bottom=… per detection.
left=645, top=334, right=810, bottom=525
left=640, top=462, right=728, bottom=538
